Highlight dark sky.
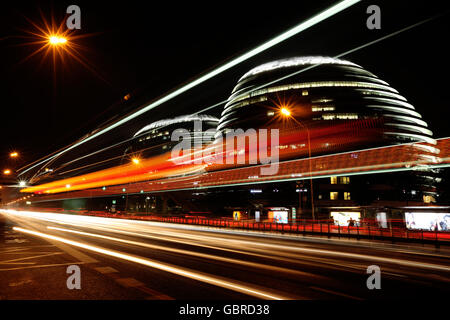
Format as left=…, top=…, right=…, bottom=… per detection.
left=1, top=0, right=450, bottom=175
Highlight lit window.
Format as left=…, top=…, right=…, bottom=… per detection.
left=340, top=177, right=350, bottom=184
left=312, top=98, right=333, bottom=103
left=330, top=176, right=337, bottom=184
left=323, top=113, right=358, bottom=120
left=232, top=81, right=398, bottom=104
left=267, top=111, right=275, bottom=116
left=302, top=90, right=308, bottom=96
left=344, top=192, right=351, bottom=200
left=312, top=106, right=335, bottom=112
left=330, top=192, right=338, bottom=200
left=339, top=114, right=358, bottom=120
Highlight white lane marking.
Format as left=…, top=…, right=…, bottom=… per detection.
left=115, top=278, right=145, bottom=288
left=0, top=262, right=86, bottom=271
left=95, top=266, right=119, bottom=274
left=0, top=252, right=64, bottom=264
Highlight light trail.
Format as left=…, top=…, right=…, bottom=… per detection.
left=195, top=13, right=444, bottom=116
left=4, top=209, right=450, bottom=300
left=6, top=209, right=450, bottom=273
left=18, top=0, right=361, bottom=177
left=18, top=13, right=440, bottom=185
left=13, top=226, right=288, bottom=300
left=19, top=137, right=450, bottom=196
left=24, top=13, right=443, bottom=183
left=47, top=226, right=325, bottom=279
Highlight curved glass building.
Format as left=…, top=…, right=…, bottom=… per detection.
left=124, top=114, right=219, bottom=160
left=218, top=56, right=436, bottom=151
left=217, top=56, right=440, bottom=205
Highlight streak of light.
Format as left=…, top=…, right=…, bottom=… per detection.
left=47, top=226, right=325, bottom=279
left=16, top=122, right=419, bottom=193
left=13, top=226, right=288, bottom=300
left=21, top=14, right=442, bottom=182
left=21, top=152, right=206, bottom=194
left=20, top=136, right=446, bottom=195
left=192, top=14, right=445, bottom=118
left=17, top=0, right=361, bottom=176
left=5, top=210, right=450, bottom=273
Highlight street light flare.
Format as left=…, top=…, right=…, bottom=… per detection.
left=280, top=107, right=291, bottom=117
left=49, top=35, right=67, bottom=45
left=3, top=169, right=11, bottom=175
left=10, top=152, right=19, bottom=158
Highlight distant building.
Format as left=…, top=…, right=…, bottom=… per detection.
left=124, top=114, right=219, bottom=160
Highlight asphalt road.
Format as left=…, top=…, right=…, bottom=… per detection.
left=1, top=209, right=450, bottom=300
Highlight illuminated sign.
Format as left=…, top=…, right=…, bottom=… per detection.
left=255, top=210, right=260, bottom=222
left=331, top=211, right=361, bottom=226
left=268, top=210, right=288, bottom=224
left=376, top=212, right=387, bottom=228
left=405, top=212, right=450, bottom=231
left=233, top=211, right=241, bottom=221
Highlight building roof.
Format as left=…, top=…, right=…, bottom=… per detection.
left=134, top=114, right=219, bottom=137
left=239, top=56, right=361, bottom=82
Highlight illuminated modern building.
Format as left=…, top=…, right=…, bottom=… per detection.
left=215, top=56, right=441, bottom=219
left=13, top=58, right=444, bottom=223
left=119, top=114, right=219, bottom=213
left=218, top=56, right=435, bottom=148
left=124, top=114, right=219, bottom=160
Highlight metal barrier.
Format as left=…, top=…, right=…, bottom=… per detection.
left=10, top=207, right=450, bottom=245
left=78, top=212, right=450, bottom=245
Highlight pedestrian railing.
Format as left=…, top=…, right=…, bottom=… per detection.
left=12, top=207, right=450, bottom=245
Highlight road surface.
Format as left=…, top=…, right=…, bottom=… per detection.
left=1, top=209, right=450, bottom=300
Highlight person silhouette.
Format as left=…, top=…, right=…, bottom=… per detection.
left=348, top=217, right=355, bottom=227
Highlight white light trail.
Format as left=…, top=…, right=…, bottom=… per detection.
left=47, top=226, right=323, bottom=279
left=13, top=226, right=287, bottom=300
left=18, top=0, right=361, bottom=176
left=6, top=209, right=450, bottom=273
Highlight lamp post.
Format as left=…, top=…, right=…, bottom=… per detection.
left=280, top=107, right=315, bottom=220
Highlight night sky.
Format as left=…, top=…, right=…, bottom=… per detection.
left=1, top=0, right=449, bottom=173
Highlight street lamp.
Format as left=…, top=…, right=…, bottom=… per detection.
left=3, top=169, right=11, bottom=175
left=280, top=107, right=291, bottom=117
left=279, top=106, right=315, bottom=220
left=48, top=35, right=68, bottom=45
left=9, top=152, right=19, bottom=158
